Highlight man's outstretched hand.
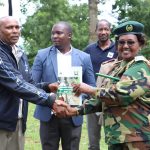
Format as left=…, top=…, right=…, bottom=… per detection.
left=52, top=100, right=81, bottom=118
left=52, top=100, right=70, bottom=118
left=48, top=82, right=59, bottom=93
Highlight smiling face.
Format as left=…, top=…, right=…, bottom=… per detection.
left=0, top=17, right=20, bottom=46
left=117, top=34, right=141, bottom=61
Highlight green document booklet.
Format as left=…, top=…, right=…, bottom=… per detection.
left=57, top=66, right=82, bottom=106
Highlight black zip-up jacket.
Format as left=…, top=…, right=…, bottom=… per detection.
left=0, top=41, right=55, bottom=133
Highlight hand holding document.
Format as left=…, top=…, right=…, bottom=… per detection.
left=57, top=66, right=82, bottom=106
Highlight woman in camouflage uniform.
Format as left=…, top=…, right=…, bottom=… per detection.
left=68, top=21, right=150, bottom=150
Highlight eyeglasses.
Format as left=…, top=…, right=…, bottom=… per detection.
left=118, top=40, right=137, bottom=47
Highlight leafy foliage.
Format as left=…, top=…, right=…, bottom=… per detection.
left=141, top=39, right=150, bottom=59
left=112, top=0, right=150, bottom=59
left=0, top=0, right=4, bottom=6
left=21, top=0, right=88, bottom=65
left=112, top=0, right=137, bottom=20
left=0, top=2, right=3, bottom=6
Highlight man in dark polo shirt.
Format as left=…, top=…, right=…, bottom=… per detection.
left=84, top=19, right=118, bottom=150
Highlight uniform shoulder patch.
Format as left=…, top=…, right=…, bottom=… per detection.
left=134, top=56, right=150, bottom=67
left=134, top=56, right=146, bottom=62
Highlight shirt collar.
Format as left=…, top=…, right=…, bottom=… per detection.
left=57, top=45, right=72, bottom=55
left=96, top=40, right=115, bottom=50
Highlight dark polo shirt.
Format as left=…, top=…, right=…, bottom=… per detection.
left=84, top=41, right=118, bottom=80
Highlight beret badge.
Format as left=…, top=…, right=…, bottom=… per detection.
left=126, top=24, right=133, bottom=32
left=113, top=21, right=144, bottom=36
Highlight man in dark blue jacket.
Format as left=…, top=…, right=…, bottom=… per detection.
left=0, top=16, right=68, bottom=150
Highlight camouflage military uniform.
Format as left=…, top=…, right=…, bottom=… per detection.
left=96, top=58, right=120, bottom=88
left=96, top=58, right=121, bottom=125
left=77, top=56, right=150, bottom=149
left=108, top=141, right=150, bottom=150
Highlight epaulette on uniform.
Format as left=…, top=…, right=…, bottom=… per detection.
left=135, top=56, right=146, bottom=62
left=134, top=56, right=150, bottom=68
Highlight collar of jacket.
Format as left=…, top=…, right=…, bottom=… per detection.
left=0, top=40, right=13, bottom=55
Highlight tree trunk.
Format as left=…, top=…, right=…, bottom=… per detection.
left=88, top=0, right=98, bottom=43
left=8, top=0, right=12, bottom=16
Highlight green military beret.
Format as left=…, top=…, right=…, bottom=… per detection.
left=113, top=21, right=144, bottom=36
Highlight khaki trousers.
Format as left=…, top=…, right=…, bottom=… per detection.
left=0, top=119, right=24, bottom=150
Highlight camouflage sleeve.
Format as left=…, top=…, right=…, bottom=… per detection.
left=77, top=98, right=102, bottom=115
left=99, top=61, right=150, bottom=106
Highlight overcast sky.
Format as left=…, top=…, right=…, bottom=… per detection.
left=0, top=0, right=117, bottom=24
left=0, top=0, right=20, bottom=21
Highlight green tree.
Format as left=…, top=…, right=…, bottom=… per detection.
left=0, top=0, right=4, bottom=6
left=112, top=0, right=150, bottom=59
left=88, top=0, right=98, bottom=43
left=88, top=0, right=106, bottom=43
left=113, top=0, right=150, bottom=37
left=21, top=0, right=88, bottom=65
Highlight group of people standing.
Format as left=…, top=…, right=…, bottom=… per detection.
left=0, top=15, right=150, bottom=150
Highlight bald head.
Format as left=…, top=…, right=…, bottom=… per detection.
left=0, top=16, right=20, bottom=46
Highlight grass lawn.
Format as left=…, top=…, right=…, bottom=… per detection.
left=25, top=104, right=108, bottom=150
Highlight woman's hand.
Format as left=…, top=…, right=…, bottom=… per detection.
left=72, top=83, right=96, bottom=96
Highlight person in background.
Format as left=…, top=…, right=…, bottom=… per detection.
left=32, top=21, right=95, bottom=150
left=84, top=19, right=118, bottom=150
left=0, top=16, right=68, bottom=150
left=68, top=21, right=150, bottom=150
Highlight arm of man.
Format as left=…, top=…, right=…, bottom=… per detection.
left=81, top=53, right=96, bottom=101
left=0, top=51, right=68, bottom=117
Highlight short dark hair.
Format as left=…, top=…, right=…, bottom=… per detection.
left=136, top=33, right=146, bottom=46
left=95, top=19, right=111, bottom=31
left=54, top=21, right=72, bottom=34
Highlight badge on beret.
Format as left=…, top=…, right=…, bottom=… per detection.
left=113, top=21, right=144, bottom=36
left=126, top=24, right=133, bottom=32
